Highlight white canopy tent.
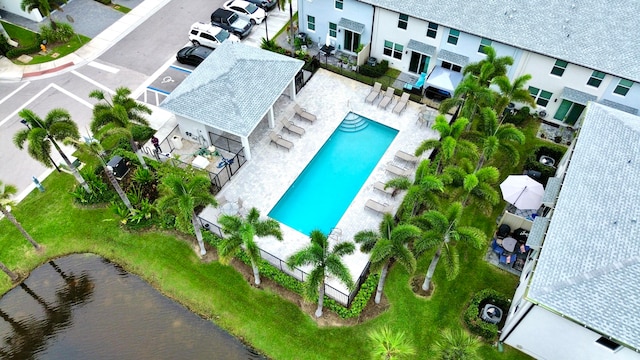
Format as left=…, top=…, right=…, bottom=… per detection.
left=424, top=66, right=463, bottom=95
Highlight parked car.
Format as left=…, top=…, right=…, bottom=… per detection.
left=176, top=45, right=214, bottom=66
left=223, top=0, right=266, bottom=25
left=245, top=0, right=277, bottom=11
left=210, top=8, right=253, bottom=39
left=188, top=22, right=240, bottom=49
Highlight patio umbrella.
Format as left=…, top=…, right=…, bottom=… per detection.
left=499, top=175, right=545, bottom=210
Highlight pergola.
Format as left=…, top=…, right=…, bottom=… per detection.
left=160, top=42, right=304, bottom=160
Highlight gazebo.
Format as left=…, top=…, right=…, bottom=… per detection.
left=160, top=42, right=305, bottom=160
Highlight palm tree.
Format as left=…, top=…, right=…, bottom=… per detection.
left=20, top=0, right=54, bottom=27
left=0, top=261, right=19, bottom=282
left=218, top=207, right=283, bottom=284
left=415, top=115, right=478, bottom=174
left=440, top=74, right=495, bottom=123
left=354, top=213, right=421, bottom=304
left=14, top=108, right=91, bottom=193
left=395, top=159, right=444, bottom=220
left=411, top=202, right=485, bottom=291
left=277, top=0, right=294, bottom=48
left=431, top=328, right=482, bottom=360
left=89, top=87, right=152, bottom=170
left=463, top=46, right=514, bottom=86
left=287, top=230, right=355, bottom=317
left=64, top=137, right=134, bottom=212
left=442, top=158, right=500, bottom=215
left=492, top=74, right=537, bottom=122
left=473, top=107, right=525, bottom=169
left=157, top=173, right=217, bottom=256
left=0, top=180, right=42, bottom=251
left=368, top=326, right=416, bottom=360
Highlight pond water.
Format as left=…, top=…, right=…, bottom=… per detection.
left=0, top=254, right=264, bottom=359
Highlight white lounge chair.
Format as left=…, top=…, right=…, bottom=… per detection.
left=365, top=199, right=393, bottom=214
left=269, top=131, right=294, bottom=151
left=280, top=119, right=305, bottom=137
left=385, top=163, right=413, bottom=177
left=374, top=181, right=395, bottom=196
left=378, top=87, right=395, bottom=109
left=365, top=82, right=382, bottom=103
left=294, top=104, right=317, bottom=123
left=394, top=150, right=419, bottom=165
left=392, top=92, right=411, bottom=114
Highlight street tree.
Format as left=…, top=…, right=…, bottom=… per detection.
left=0, top=180, right=42, bottom=251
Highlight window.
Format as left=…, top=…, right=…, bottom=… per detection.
left=307, top=15, right=315, bottom=31
left=587, top=71, right=606, bottom=88
left=529, top=86, right=553, bottom=107
left=329, top=22, right=337, bottom=38
left=398, top=14, right=409, bottom=29
left=551, top=60, right=568, bottom=76
left=478, top=38, right=492, bottom=54
left=426, top=22, right=438, bottom=38
left=447, top=29, right=460, bottom=45
left=334, top=0, right=343, bottom=10
left=596, top=337, right=621, bottom=351
left=614, top=79, right=633, bottom=96
left=441, top=61, right=462, bottom=72
left=383, top=40, right=403, bottom=60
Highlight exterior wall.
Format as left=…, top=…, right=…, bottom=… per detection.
left=175, top=116, right=211, bottom=148
left=0, top=0, right=44, bottom=22
left=600, top=76, right=640, bottom=111
left=503, top=306, right=640, bottom=360
left=298, top=0, right=373, bottom=53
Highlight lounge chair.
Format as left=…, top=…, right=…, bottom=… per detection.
left=392, top=92, right=411, bottom=114
left=365, top=82, right=382, bottom=103
left=294, top=104, right=317, bottom=123
left=385, top=163, right=413, bottom=177
left=365, top=199, right=393, bottom=214
left=374, top=181, right=395, bottom=196
left=394, top=150, right=419, bottom=165
left=378, top=87, right=395, bottom=109
left=280, top=119, right=305, bottom=137
left=269, top=131, right=294, bottom=151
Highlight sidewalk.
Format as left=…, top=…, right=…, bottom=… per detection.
left=0, top=0, right=170, bottom=81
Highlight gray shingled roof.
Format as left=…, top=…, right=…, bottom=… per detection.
left=526, top=216, right=549, bottom=249
left=338, top=17, right=365, bottom=34
left=560, top=87, right=597, bottom=105
left=542, top=176, right=562, bottom=207
left=599, top=99, right=639, bottom=116
left=528, top=103, right=640, bottom=350
left=160, top=42, right=304, bottom=138
left=436, top=49, right=468, bottom=67
left=360, top=0, right=640, bottom=82
left=407, top=39, right=436, bottom=56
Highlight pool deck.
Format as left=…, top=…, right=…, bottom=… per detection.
left=199, top=69, right=444, bottom=294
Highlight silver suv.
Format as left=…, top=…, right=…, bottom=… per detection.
left=188, top=22, right=240, bottom=49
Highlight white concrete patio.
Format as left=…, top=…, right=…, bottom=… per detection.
left=199, top=69, right=443, bottom=295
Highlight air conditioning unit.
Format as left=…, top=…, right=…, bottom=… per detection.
left=537, top=109, right=548, bottom=118
left=507, top=102, right=516, bottom=109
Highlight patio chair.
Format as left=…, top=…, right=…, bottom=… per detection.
left=269, top=131, right=294, bottom=151
left=280, top=119, right=305, bottom=137
left=392, top=92, right=411, bottom=114
left=394, top=150, right=419, bottom=166
left=378, top=87, right=395, bottom=109
left=365, top=199, right=393, bottom=214
left=365, top=82, right=382, bottom=104
left=499, top=253, right=517, bottom=265
left=385, top=163, right=413, bottom=177
left=373, top=181, right=395, bottom=196
left=294, top=103, right=317, bottom=123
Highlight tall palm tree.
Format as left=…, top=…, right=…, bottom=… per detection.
left=415, top=115, right=478, bottom=174
left=442, top=158, right=500, bottom=215
left=14, top=108, right=90, bottom=193
left=157, top=173, right=217, bottom=256
left=411, top=202, right=485, bottom=291
left=0, top=180, right=41, bottom=251
left=473, top=107, right=525, bottom=169
left=0, top=261, right=19, bottom=282
left=463, top=46, right=514, bottom=86
left=89, top=87, right=152, bottom=170
left=64, top=137, right=134, bottom=212
left=394, top=159, right=444, bottom=220
left=492, top=74, right=537, bottom=122
left=368, top=326, right=416, bottom=360
left=431, top=328, right=482, bottom=360
left=277, top=0, right=294, bottom=48
left=287, top=230, right=355, bottom=317
left=440, top=74, right=495, bottom=123
left=354, top=213, right=421, bottom=304
left=218, top=207, right=283, bottom=285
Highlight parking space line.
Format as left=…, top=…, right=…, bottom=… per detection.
left=0, top=83, right=55, bottom=128
left=169, top=65, right=192, bottom=74
left=52, top=84, right=94, bottom=109
left=87, top=61, right=120, bottom=74
left=147, top=86, right=171, bottom=95
left=71, top=70, right=114, bottom=95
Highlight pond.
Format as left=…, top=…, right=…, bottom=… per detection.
left=0, top=254, right=264, bottom=359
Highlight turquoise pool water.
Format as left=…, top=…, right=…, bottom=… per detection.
left=268, top=112, right=398, bottom=235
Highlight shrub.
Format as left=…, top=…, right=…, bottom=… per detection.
left=359, top=60, right=389, bottom=78
left=5, top=39, right=41, bottom=58
left=504, top=106, right=531, bottom=126
left=131, top=125, right=155, bottom=143
left=39, top=23, right=75, bottom=44
left=70, top=165, right=116, bottom=205
left=0, top=35, right=11, bottom=56
left=95, top=0, right=111, bottom=4
left=523, top=143, right=567, bottom=185
left=463, top=289, right=511, bottom=340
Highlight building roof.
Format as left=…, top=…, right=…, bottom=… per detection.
left=160, top=42, right=304, bottom=138
left=528, top=102, right=640, bottom=350
left=360, top=0, right=640, bottom=82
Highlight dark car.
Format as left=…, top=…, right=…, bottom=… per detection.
left=176, top=45, right=214, bottom=66
left=210, top=8, right=253, bottom=39
left=245, top=0, right=277, bottom=11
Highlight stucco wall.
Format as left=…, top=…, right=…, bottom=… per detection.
left=0, top=0, right=43, bottom=22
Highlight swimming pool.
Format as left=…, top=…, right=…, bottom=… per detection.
left=268, top=112, right=398, bottom=235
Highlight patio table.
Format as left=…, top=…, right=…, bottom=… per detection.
left=220, top=202, right=239, bottom=216
left=502, top=237, right=518, bottom=253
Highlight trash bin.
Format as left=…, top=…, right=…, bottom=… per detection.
left=171, top=135, right=183, bottom=150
